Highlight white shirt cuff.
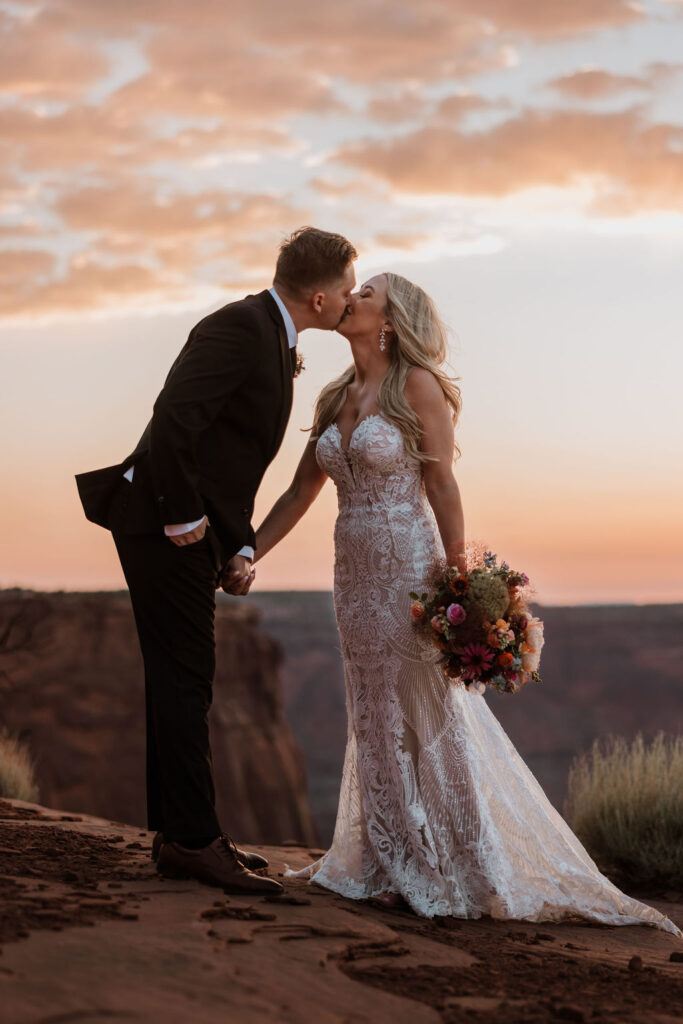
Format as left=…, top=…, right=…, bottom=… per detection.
left=164, top=517, right=205, bottom=536
left=236, top=545, right=254, bottom=560
left=124, top=469, right=205, bottom=536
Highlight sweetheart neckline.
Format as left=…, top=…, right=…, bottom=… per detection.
left=330, top=412, right=386, bottom=454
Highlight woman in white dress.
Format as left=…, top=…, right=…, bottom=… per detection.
left=251, top=272, right=682, bottom=937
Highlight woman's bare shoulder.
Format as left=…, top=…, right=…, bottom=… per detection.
left=404, top=365, right=446, bottom=409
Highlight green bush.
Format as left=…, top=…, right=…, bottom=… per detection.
left=564, top=731, right=683, bottom=889
left=0, top=729, right=39, bottom=803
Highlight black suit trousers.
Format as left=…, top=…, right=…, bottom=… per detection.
left=110, top=480, right=224, bottom=845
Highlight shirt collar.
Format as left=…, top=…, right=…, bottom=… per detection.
left=268, top=286, right=297, bottom=349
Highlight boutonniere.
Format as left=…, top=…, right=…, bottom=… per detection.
left=293, top=350, right=306, bottom=378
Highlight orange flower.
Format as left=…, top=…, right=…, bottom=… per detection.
left=449, top=576, right=470, bottom=596
left=487, top=632, right=501, bottom=649
left=410, top=601, right=425, bottom=621
left=497, top=652, right=514, bottom=667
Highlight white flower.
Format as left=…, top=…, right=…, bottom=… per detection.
left=525, top=616, right=544, bottom=654
left=521, top=649, right=541, bottom=672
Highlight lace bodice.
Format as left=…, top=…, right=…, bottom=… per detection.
left=316, top=414, right=445, bottom=666
left=316, top=413, right=424, bottom=512
left=284, top=410, right=682, bottom=937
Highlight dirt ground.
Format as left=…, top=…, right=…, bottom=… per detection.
left=1, top=797, right=682, bottom=1024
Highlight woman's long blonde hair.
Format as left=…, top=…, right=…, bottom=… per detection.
left=311, top=272, right=462, bottom=463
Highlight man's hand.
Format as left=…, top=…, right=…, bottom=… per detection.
left=220, top=555, right=255, bottom=596
left=167, top=515, right=209, bottom=546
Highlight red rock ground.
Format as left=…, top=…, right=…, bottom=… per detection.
left=1, top=798, right=682, bottom=1024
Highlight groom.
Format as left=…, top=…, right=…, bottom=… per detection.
left=76, top=227, right=357, bottom=892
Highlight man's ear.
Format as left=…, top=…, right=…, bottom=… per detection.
left=311, top=291, right=325, bottom=314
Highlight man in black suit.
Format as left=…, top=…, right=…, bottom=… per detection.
left=76, top=227, right=357, bottom=892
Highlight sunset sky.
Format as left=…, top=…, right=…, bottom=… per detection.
left=1, top=0, right=682, bottom=604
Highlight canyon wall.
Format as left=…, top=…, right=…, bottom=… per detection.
left=0, top=589, right=318, bottom=845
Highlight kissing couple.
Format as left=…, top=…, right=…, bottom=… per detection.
left=76, top=227, right=682, bottom=935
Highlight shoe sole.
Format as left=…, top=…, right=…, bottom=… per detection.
left=157, top=862, right=282, bottom=893
left=153, top=846, right=268, bottom=872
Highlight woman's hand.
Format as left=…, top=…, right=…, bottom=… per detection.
left=451, top=553, right=468, bottom=577
left=220, top=555, right=255, bottom=595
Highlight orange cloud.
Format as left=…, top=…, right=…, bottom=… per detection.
left=34, top=0, right=642, bottom=94
left=57, top=186, right=304, bottom=239
left=107, top=41, right=343, bottom=121
left=335, top=107, right=683, bottom=212
left=366, top=90, right=428, bottom=125
left=0, top=185, right=308, bottom=316
left=431, top=92, right=506, bottom=124
left=366, top=90, right=504, bottom=126
left=0, top=1, right=674, bottom=319
left=0, top=246, right=58, bottom=314
left=372, top=230, right=430, bottom=250
left=548, top=64, right=683, bottom=99
left=0, top=105, right=292, bottom=172
left=548, top=69, right=647, bottom=99
left=0, top=259, right=164, bottom=318
left=0, top=8, right=109, bottom=99
left=456, top=0, right=641, bottom=36
left=0, top=248, right=55, bottom=282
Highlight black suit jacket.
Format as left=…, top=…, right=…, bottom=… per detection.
left=75, top=290, right=295, bottom=561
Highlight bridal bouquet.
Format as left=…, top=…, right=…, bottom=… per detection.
left=409, top=548, right=544, bottom=696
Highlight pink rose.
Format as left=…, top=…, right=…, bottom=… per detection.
left=446, top=603, right=467, bottom=625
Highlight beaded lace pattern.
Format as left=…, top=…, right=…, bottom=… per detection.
left=285, top=413, right=682, bottom=936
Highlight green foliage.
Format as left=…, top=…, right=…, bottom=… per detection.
left=466, top=570, right=510, bottom=623
left=0, top=729, right=39, bottom=803
left=564, top=731, right=683, bottom=889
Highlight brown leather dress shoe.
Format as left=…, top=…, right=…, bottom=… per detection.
left=157, top=834, right=283, bottom=894
left=151, top=831, right=269, bottom=871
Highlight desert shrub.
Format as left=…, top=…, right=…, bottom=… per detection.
left=564, top=731, right=683, bottom=889
left=0, top=729, right=39, bottom=803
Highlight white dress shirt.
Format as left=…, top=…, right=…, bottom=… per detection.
left=123, top=286, right=297, bottom=561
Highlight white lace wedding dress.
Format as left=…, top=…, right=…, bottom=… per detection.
left=286, top=412, right=682, bottom=936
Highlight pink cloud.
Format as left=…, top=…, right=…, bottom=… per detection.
left=548, top=69, right=647, bottom=99
left=0, top=2, right=675, bottom=318
left=548, top=64, right=682, bottom=99
left=335, top=107, right=683, bottom=212
left=0, top=9, right=109, bottom=99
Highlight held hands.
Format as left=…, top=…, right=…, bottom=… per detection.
left=219, top=554, right=255, bottom=596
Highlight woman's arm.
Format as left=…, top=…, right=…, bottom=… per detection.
left=252, top=435, right=328, bottom=565
left=404, top=368, right=467, bottom=574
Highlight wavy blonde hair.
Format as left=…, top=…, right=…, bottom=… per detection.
left=311, top=272, right=462, bottom=463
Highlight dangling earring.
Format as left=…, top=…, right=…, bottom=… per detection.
left=379, top=326, right=387, bottom=352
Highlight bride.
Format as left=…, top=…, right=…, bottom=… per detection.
left=246, top=271, right=682, bottom=936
